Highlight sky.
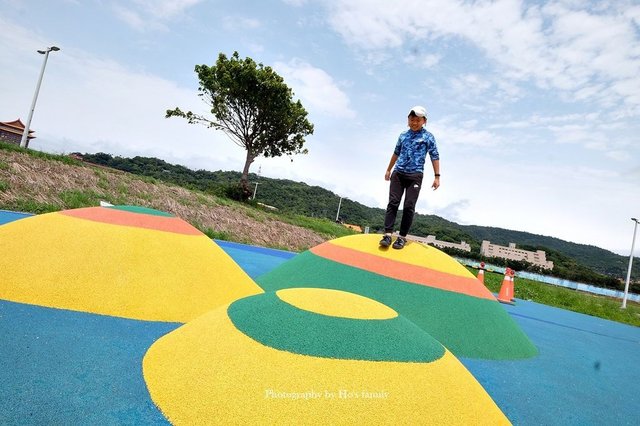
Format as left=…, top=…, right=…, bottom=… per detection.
left=1, top=0, right=639, bottom=258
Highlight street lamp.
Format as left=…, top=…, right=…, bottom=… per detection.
left=621, top=217, right=639, bottom=309
left=20, top=46, right=60, bottom=148
left=251, top=165, right=261, bottom=200
left=335, top=196, right=343, bottom=222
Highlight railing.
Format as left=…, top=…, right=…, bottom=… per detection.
left=456, top=258, right=640, bottom=303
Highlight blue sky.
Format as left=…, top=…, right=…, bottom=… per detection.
left=1, top=0, right=639, bottom=257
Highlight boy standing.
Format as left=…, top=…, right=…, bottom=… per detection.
left=380, top=105, right=440, bottom=249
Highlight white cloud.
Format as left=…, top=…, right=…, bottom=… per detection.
left=281, top=0, right=308, bottom=6
left=450, top=74, right=492, bottom=96
left=433, top=119, right=503, bottom=149
left=274, top=59, right=356, bottom=119
left=222, top=16, right=261, bottom=31
left=112, top=0, right=203, bottom=31
left=326, top=0, right=640, bottom=113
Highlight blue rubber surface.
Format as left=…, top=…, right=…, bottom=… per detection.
left=0, top=300, right=178, bottom=425
left=0, top=210, right=32, bottom=225
left=461, top=299, right=640, bottom=425
left=214, top=239, right=296, bottom=279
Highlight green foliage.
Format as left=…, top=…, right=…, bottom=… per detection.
left=0, top=141, right=81, bottom=166
left=166, top=51, right=314, bottom=197
left=4, top=198, right=59, bottom=214
left=59, top=190, right=102, bottom=209
left=0, top=179, right=8, bottom=192
left=223, top=182, right=246, bottom=201
left=199, top=227, right=234, bottom=241
left=0, top=160, right=9, bottom=170
left=279, top=214, right=356, bottom=238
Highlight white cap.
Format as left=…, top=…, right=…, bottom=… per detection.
left=409, top=105, right=427, bottom=118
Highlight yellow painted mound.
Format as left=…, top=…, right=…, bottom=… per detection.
left=0, top=207, right=262, bottom=322
left=143, top=289, right=510, bottom=425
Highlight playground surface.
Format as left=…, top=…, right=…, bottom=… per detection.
left=0, top=209, right=638, bottom=425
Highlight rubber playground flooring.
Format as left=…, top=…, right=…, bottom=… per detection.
left=1, top=210, right=639, bottom=425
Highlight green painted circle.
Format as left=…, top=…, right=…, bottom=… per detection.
left=256, top=252, right=538, bottom=360
left=228, top=290, right=445, bottom=362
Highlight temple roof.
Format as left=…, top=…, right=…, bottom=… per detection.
left=0, top=119, right=35, bottom=138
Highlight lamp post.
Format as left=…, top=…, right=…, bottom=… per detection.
left=20, top=46, right=60, bottom=148
left=335, top=196, right=343, bottom=222
left=250, top=165, right=261, bottom=200
left=622, top=217, right=639, bottom=309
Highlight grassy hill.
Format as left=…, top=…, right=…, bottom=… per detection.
left=0, top=142, right=353, bottom=252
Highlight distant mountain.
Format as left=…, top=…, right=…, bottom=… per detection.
left=79, top=152, right=638, bottom=287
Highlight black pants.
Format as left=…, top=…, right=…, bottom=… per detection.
left=383, top=171, right=423, bottom=236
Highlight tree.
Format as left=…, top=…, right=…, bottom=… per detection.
left=166, top=51, right=314, bottom=198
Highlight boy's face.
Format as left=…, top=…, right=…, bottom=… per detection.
left=407, top=115, right=426, bottom=131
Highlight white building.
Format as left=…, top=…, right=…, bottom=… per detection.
left=409, top=234, right=471, bottom=252
left=480, top=240, right=554, bottom=270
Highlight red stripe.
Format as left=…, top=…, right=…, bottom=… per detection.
left=310, top=243, right=496, bottom=301
left=59, top=207, right=201, bottom=235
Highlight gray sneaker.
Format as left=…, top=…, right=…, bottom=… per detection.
left=379, top=235, right=392, bottom=247
left=392, top=236, right=406, bottom=250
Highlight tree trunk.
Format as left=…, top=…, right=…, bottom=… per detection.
left=240, top=150, right=256, bottom=200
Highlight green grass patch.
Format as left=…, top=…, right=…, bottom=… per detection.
left=139, top=175, right=158, bottom=185
left=0, top=160, right=9, bottom=170
left=116, top=182, right=130, bottom=196
left=94, top=170, right=110, bottom=190
left=0, top=141, right=81, bottom=166
left=195, top=193, right=215, bottom=207
left=474, top=268, right=640, bottom=327
left=198, top=226, right=234, bottom=241
left=0, top=180, right=8, bottom=192
left=136, top=192, right=153, bottom=202
left=3, top=198, right=59, bottom=214
left=277, top=214, right=355, bottom=238
left=59, top=190, right=103, bottom=209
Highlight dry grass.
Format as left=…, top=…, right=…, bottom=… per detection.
left=0, top=149, right=326, bottom=252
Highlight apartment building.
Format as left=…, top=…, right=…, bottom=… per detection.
left=410, top=234, right=471, bottom=252
left=480, top=240, right=554, bottom=270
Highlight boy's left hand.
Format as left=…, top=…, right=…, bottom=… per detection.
left=432, top=177, right=440, bottom=190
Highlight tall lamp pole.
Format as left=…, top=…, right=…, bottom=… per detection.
left=251, top=165, right=261, bottom=200
left=622, top=217, right=639, bottom=309
left=335, top=196, right=343, bottom=222
left=20, top=46, right=60, bottom=148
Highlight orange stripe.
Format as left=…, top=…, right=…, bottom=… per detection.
left=310, top=243, right=496, bottom=301
left=59, top=207, right=201, bottom=235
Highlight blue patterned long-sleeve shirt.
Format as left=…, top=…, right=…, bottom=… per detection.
left=393, top=128, right=439, bottom=174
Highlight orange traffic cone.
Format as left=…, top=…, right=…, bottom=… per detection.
left=477, top=262, right=485, bottom=285
left=509, top=269, right=517, bottom=302
left=497, top=268, right=515, bottom=305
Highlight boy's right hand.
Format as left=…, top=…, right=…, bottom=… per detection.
left=385, top=170, right=391, bottom=181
